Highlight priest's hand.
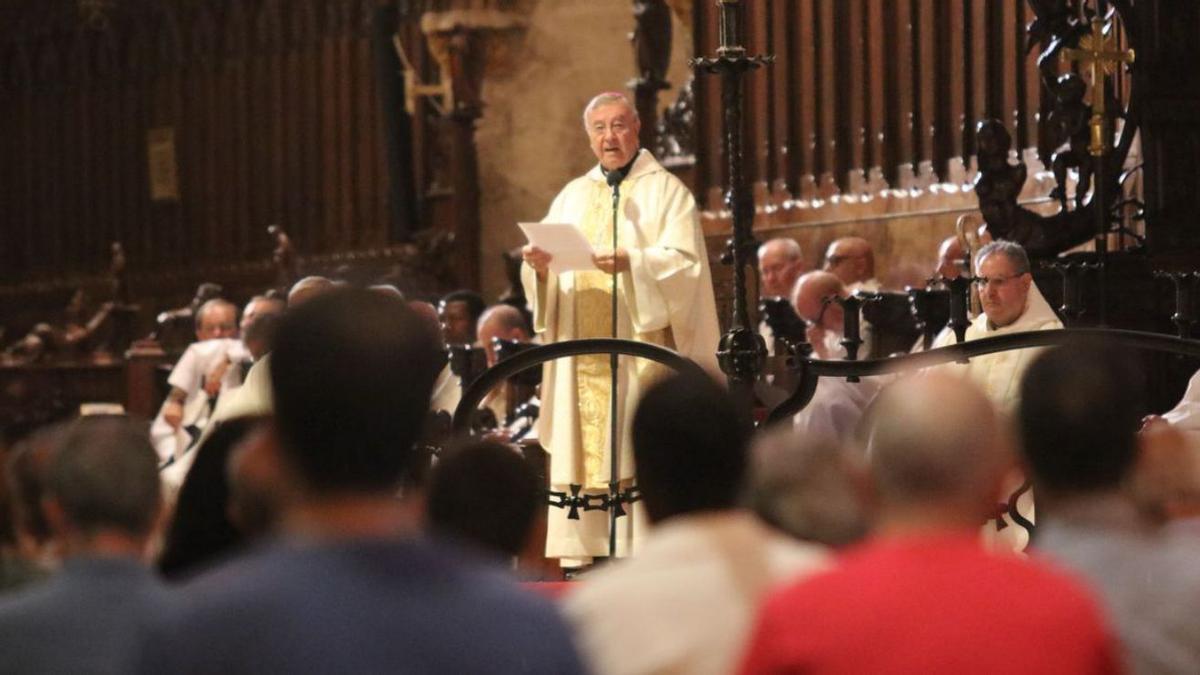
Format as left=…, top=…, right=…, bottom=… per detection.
left=522, top=244, right=552, bottom=280
left=592, top=248, right=630, bottom=274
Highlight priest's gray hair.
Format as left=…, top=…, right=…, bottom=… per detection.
left=582, top=92, right=639, bottom=130
left=975, top=240, right=1030, bottom=275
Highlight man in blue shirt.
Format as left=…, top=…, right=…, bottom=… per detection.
left=0, top=415, right=170, bottom=674
left=142, top=289, right=584, bottom=674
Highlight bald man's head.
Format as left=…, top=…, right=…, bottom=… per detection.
left=758, top=238, right=806, bottom=298
left=865, top=374, right=1011, bottom=525
left=477, top=304, right=531, bottom=367
left=937, top=235, right=965, bottom=280
left=407, top=301, right=443, bottom=348
left=287, top=276, right=334, bottom=307
left=792, top=271, right=847, bottom=331
left=823, top=237, right=875, bottom=286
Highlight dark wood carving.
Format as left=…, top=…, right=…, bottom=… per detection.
left=0, top=0, right=419, bottom=291
left=630, top=0, right=672, bottom=151
left=654, top=77, right=695, bottom=164
left=974, top=118, right=1093, bottom=257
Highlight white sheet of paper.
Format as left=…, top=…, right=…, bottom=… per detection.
left=518, top=222, right=597, bottom=273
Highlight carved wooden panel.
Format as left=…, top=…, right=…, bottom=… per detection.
left=0, top=0, right=414, bottom=290
left=687, top=0, right=1043, bottom=201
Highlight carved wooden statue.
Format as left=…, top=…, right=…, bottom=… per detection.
left=974, top=119, right=1094, bottom=257
left=974, top=119, right=1028, bottom=229
left=1046, top=73, right=1094, bottom=210
left=268, top=224, right=297, bottom=291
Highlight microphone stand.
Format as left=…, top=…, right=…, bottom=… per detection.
left=606, top=168, right=621, bottom=559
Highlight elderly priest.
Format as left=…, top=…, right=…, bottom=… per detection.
left=521, top=92, right=720, bottom=566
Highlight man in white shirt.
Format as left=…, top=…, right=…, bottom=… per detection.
left=566, top=371, right=827, bottom=675
left=150, top=298, right=243, bottom=465
left=790, top=271, right=880, bottom=441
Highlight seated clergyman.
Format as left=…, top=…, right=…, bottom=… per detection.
left=931, top=239, right=1063, bottom=552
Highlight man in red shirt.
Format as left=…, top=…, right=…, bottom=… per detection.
left=738, top=374, right=1121, bottom=674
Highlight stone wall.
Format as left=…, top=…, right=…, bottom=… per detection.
left=474, top=1, right=693, bottom=298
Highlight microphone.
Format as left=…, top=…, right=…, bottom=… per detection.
left=606, top=168, right=621, bottom=205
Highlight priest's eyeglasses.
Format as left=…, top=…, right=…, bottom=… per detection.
left=972, top=273, right=1023, bottom=290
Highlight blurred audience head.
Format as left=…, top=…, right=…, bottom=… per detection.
left=368, top=284, right=405, bottom=300
left=158, top=416, right=269, bottom=578
left=286, top=276, right=335, bottom=308
left=865, top=374, right=1011, bottom=529
left=427, top=440, right=540, bottom=559
left=1018, top=340, right=1145, bottom=503
left=269, top=288, right=442, bottom=498
left=5, top=423, right=68, bottom=559
left=746, top=429, right=870, bottom=547
left=227, top=419, right=296, bottom=538
left=633, top=371, right=749, bottom=523
left=44, top=416, right=161, bottom=556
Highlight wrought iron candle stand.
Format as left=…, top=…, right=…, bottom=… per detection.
left=691, top=0, right=774, bottom=398
left=943, top=275, right=974, bottom=362
left=830, top=292, right=881, bottom=382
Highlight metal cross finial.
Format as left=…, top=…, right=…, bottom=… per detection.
left=1061, top=13, right=1134, bottom=156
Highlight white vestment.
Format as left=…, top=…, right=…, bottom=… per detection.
left=150, top=338, right=249, bottom=466
left=565, top=511, right=828, bottom=675
left=794, top=377, right=881, bottom=443
left=848, top=277, right=882, bottom=294
left=932, top=282, right=1062, bottom=552
left=1158, top=371, right=1200, bottom=497
left=160, top=353, right=272, bottom=500
left=1163, top=371, right=1200, bottom=446
left=521, top=149, right=721, bottom=560
left=931, top=282, right=1062, bottom=413
left=429, top=363, right=462, bottom=414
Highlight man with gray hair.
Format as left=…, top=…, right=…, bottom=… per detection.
left=739, top=375, right=1120, bottom=673
left=932, top=239, right=1062, bottom=411
left=520, top=91, right=720, bottom=565
left=0, top=416, right=169, bottom=673
left=930, top=239, right=1062, bottom=551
